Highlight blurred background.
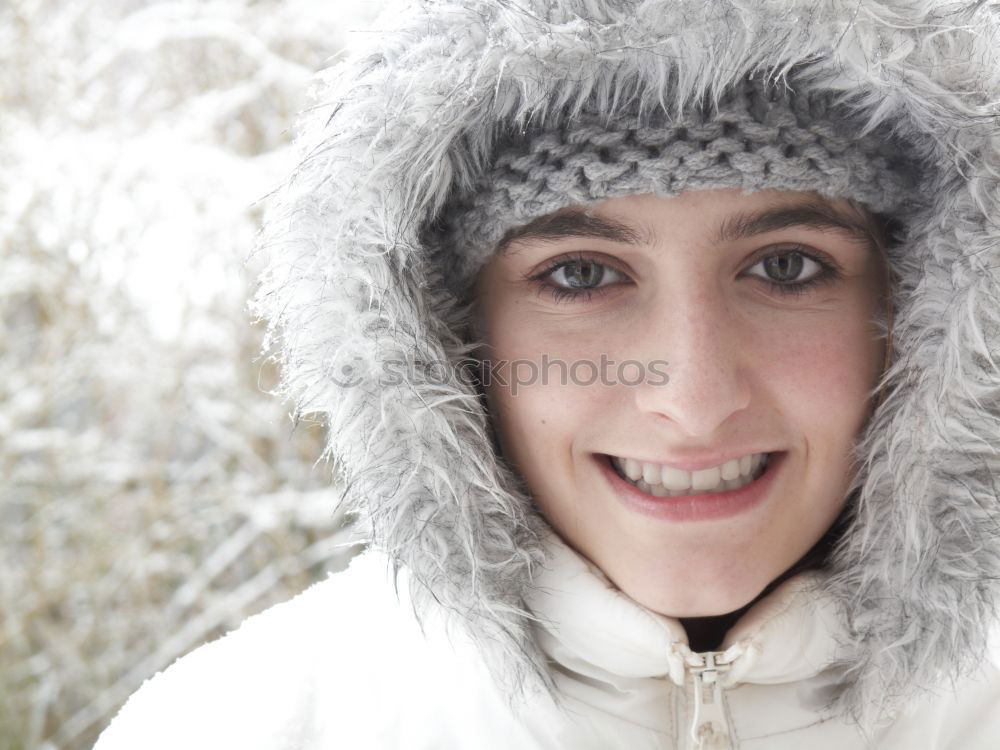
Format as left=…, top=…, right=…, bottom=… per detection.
left=0, top=1, right=386, bottom=748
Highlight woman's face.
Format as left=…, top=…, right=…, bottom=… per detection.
left=472, top=188, right=887, bottom=617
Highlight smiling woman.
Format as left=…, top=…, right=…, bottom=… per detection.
left=92, top=2, right=1000, bottom=749
left=472, top=187, right=892, bottom=646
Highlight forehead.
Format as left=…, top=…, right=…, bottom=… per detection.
left=495, top=189, right=874, bottom=257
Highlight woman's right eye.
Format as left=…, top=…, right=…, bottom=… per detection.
left=526, top=253, right=629, bottom=303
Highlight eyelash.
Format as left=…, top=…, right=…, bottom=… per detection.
left=524, top=247, right=843, bottom=304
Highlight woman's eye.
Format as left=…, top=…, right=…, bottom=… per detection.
left=528, top=255, right=628, bottom=303
left=745, top=248, right=839, bottom=298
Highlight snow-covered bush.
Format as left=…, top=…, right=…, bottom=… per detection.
left=0, top=2, right=383, bottom=748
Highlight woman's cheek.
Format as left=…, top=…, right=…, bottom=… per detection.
left=757, top=316, right=881, bottom=427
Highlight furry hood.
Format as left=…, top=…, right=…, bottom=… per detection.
left=249, top=0, right=1000, bottom=736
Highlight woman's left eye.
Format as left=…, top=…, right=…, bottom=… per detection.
left=526, top=253, right=629, bottom=303
left=744, top=246, right=842, bottom=298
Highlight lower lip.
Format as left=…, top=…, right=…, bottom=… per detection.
left=595, top=451, right=784, bottom=523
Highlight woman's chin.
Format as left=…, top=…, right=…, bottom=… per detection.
left=592, top=554, right=770, bottom=620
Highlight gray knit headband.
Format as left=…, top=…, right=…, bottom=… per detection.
left=431, top=75, right=920, bottom=298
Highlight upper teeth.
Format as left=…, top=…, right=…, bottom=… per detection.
left=611, top=453, right=768, bottom=492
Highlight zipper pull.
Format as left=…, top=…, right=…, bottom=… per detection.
left=686, top=652, right=735, bottom=749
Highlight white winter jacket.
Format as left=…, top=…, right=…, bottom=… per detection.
left=95, top=0, right=1000, bottom=747
left=94, top=527, right=1000, bottom=749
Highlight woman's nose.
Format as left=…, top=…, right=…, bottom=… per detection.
left=632, top=291, right=751, bottom=437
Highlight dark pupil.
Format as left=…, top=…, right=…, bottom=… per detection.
left=764, top=252, right=803, bottom=282
left=566, top=260, right=603, bottom=288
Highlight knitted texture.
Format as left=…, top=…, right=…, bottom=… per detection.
left=438, top=75, right=919, bottom=294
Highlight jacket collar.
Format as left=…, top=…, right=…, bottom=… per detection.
left=523, top=527, right=850, bottom=689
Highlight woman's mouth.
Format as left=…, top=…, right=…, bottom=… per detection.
left=596, top=451, right=785, bottom=522
left=607, top=452, right=770, bottom=497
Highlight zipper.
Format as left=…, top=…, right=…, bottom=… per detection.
left=677, top=649, right=738, bottom=750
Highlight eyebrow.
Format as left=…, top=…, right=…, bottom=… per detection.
left=495, top=199, right=873, bottom=255
left=714, top=201, right=872, bottom=245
